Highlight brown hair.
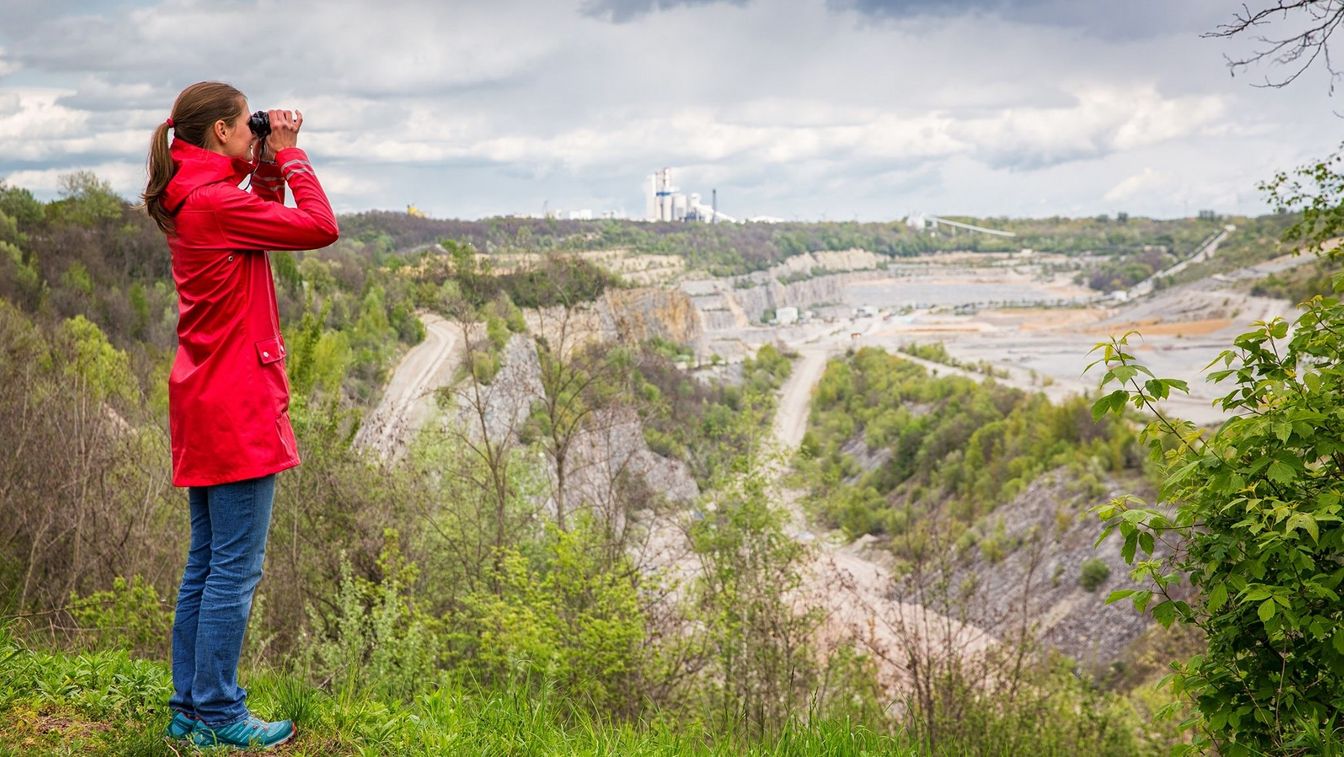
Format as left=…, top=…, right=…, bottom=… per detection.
left=142, top=81, right=246, bottom=234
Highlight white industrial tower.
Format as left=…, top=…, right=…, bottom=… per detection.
left=645, top=167, right=734, bottom=222
left=647, top=168, right=678, bottom=221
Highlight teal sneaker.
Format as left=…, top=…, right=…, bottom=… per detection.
left=164, top=710, right=200, bottom=740
left=191, top=714, right=295, bottom=749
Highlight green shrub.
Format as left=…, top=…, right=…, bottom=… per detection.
left=468, top=349, right=500, bottom=384
left=303, top=530, right=441, bottom=702
left=67, top=576, right=171, bottom=660
left=979, top=535, right=1005, bottom=563
left=1078, top=558, right=1111, bottom=592
left=447, top=516, right=645, bottom=716
left=1092, top=253, right=1344, bottom=753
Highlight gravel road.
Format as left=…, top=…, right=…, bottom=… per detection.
left=353, top=311, right=458, bottom=460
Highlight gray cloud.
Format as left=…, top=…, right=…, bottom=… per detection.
left=0, top=0, right=1337, bottom=221
left=829, top=0, right=1229, bottom=41
left=580, top=0, right=748, bottom=23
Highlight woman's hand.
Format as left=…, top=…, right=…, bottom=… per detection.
left=264, top=109, right=302, bottom=156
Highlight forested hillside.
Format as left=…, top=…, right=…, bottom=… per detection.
left=0, top=176, right=884, bottom=753
left=0, top=175, right=1194, bottom=755
left=1, top=172, right=1337, bottom=754
left=798, top=347, right=1146, bottom=551
left=341, top=208, right=1282, bottom=283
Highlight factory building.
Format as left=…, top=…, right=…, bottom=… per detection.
left=646, top=167, right=735, bottom=223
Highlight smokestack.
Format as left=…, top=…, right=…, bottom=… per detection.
left=712, top=188, right=717, bottom=224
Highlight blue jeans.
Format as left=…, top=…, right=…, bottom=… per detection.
left=169, top=474, right=276, bottom=726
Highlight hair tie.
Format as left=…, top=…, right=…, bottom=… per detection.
left=165, top=117, right=174, bottom=128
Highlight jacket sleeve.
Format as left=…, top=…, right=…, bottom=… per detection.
left=251, top=159, right=285, bottom=204
left=212, top=148, right=340, bottom=251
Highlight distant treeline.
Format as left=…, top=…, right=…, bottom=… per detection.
left=340, top=210, right=1283, bottom=278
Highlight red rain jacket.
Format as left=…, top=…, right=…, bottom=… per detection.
left=161, top=140, right=338, bottom=487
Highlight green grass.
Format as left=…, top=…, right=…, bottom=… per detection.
left=0, top=642, right=915, bottom=756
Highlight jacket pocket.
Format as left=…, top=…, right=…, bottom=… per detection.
left=255, top=336, right=286, bottom=365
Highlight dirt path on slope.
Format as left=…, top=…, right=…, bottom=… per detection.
left=353, top=312, right=458, bottom=461
left=773, top=348, right=829, bottom=449
left=770, top=347, right=995, bottom=693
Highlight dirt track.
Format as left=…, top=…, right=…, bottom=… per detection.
left=353, top=312, right=458, bottom=460
left=772, top=348, right=829, bottom=450
left=768, top=344, right=994, bottom=693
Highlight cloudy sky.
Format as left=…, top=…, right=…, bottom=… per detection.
left=1, top=0, right=1340, bottom=220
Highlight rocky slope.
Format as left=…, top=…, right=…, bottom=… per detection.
left=920, top=470, right=1157, bottom=666
left=681, top=272, right=874, bottom=329
left=598, top=287, right=704, bottom=347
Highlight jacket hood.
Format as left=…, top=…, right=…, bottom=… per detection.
left=161, top=140, right=255, bottom=215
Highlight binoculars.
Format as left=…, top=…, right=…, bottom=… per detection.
left=248, top=110, right=272, bottom=140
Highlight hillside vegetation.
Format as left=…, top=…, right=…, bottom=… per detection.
left=340, top=208, right=1288, bottom=282
left=2, top=171, right=1337, bottom=754
left=1, top=177, right=1172, bottom=755
left=797, top=347, right=1146, bottom=559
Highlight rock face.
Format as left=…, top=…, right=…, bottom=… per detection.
left=768, top=248, right=887, bottom=277
left=562, top=406, right=701, bottom=511
left=679, top=249, right=889, bottom=330
left=522, top=288, right=705, bottom=360
left=598, top=288, right=704, bottom=347
left=893, top=470, right=1155, bottom=667
left=682, top=272, right=876, bottom=330
left=452, top=332, right=543, bottom=445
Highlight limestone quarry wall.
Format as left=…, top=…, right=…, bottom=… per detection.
left=681, top=247, right=890, bottom=329
left=598, top=287, right=704, bottom=347
left=683, top=271, right=879, bottom=329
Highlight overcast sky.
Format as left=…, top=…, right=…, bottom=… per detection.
left=1, top=0, right=1340, bottom=220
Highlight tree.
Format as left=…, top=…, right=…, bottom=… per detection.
left=48, top=172, right=122, bottom=228
left=1207, top=1, right=1344, bottom=93
left=1089, top=295, right=1344, bottom=752
left=529, top=302, right=627, bottom=532
left=1084, top=12, right=1344, bottom=752
left=689, top=441, right=819, bottom=739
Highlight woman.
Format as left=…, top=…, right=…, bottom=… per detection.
left=142, top=81, right=338, bottom=749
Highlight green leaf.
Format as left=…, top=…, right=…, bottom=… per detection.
left=1121, top=531, right=1137, bottom=564
left=1289, top=513, right=1320, bottom=543
left=1152, top=600, right=1176, bottom=627
left=1207, top=583, right=1228, bottom=612
left=1309, top=618, right=1327, bottom=640
left=1244, top=586, right=1271, bottom=602
left=1145, top=378, right=1165, bottom=399
left=1334, top=630, right=1344, bottom=655
left=1090, top=394, right=1113, bottom=421
left=1133, top=590, right=1153, bottom=613
left=1258, top=599, right=1276, bottom=623
left=1267, top=460, right=1296, bottom=485
left=1107, top=389, right=1128, bottom=416
left=1106, top=589, right=1136, bottom=605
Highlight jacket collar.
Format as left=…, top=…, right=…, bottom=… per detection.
left=162, top=140, right=255, bottom=214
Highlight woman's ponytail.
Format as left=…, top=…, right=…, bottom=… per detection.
left=140, top=82, right=246, bottom=235
left=142, top=120, right=175, bottom=234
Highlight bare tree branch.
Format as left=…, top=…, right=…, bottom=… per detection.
left=1206, top=1, right=1344, bottom=93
